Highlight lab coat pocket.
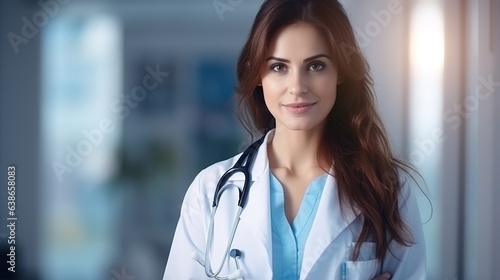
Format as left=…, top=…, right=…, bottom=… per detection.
left=345, top=242, right=379, bottom=280
left=345, top=259, right=378, bottom=280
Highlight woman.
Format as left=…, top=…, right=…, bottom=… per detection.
left=163, top=0, right=426, bottom=279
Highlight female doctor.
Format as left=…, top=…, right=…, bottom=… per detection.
left=163, top=0, right=426, bottom=279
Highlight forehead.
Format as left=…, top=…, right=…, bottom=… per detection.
left=266, top=22, right=332, bottom=58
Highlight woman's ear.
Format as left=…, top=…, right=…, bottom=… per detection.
left=337, top=75, right=344, bottom=85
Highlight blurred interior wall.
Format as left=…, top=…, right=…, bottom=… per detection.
left=440, top=0, right=465, bottom=278
left=463, top=0, right=500, bottom=279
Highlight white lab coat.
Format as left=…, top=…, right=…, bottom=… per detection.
left=163, top=130, right=426, bottom=280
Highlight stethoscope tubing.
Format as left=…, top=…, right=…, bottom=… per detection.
left=205, top=206, right=243, bottom=278
left=201, top=135, right=266, bottom=279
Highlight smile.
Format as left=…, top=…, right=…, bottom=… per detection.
left=282, top=102, right=316, bottom=114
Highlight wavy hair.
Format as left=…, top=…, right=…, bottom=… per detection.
left=234, top=0, right=415, bottom=261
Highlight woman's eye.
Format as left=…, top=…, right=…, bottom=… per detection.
left=271, top=64, right=286, bottom=72
left=309, top=63, right=325, bottom=71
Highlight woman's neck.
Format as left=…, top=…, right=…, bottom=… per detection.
left=267, top=125, right=325, bottom=176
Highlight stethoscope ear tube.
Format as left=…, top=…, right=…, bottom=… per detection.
left=237, top=135, right=265, bottom=207
left=212, top=169, right=245, bottom=207
left=211, top=134, right=266, bottom=208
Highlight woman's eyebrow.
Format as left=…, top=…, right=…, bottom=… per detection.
left=265, top=54, right=331, bottom=63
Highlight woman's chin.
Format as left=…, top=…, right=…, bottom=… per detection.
left=277, top=121, right=324, bottom=133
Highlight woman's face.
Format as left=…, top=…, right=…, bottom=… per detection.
left=260, top=22, right=339, bottom=132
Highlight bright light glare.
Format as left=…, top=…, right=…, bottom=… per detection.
left=408, top=1, right=445, bottom=137
left=408, top=2, right=444, bottom=278
left=410, top=3, right=445, bottom=73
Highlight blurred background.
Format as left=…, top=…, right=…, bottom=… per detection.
left=0, top=0, right=498, bottom=279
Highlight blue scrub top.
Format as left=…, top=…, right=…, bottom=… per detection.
left=270, top=172, right=327, bottom=280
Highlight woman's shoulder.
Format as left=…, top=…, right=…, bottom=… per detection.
left=196, top=133, right=271, bottom=181
left=397, top=167, right=421, bottom=193
left=197, top=152, right=244, bottom=179
left=396, top=167, right=425, bottom=215
left=181, top=152, right=245, bottom=207
left=186, top=152, right=246, bottom=198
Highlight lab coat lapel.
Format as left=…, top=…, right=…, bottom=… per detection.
left=300, top=173, right=359, bottom=279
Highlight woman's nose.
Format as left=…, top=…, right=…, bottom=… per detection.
left=288, top=71, right=309, bottom=95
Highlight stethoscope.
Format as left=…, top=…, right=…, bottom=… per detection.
left=192, top=135, right=266, bottom=280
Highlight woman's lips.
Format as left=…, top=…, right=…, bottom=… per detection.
left=282, top=102, right=316, bottom=114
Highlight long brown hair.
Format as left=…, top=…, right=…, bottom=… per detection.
left=235, top=0, right=415, bottom=261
